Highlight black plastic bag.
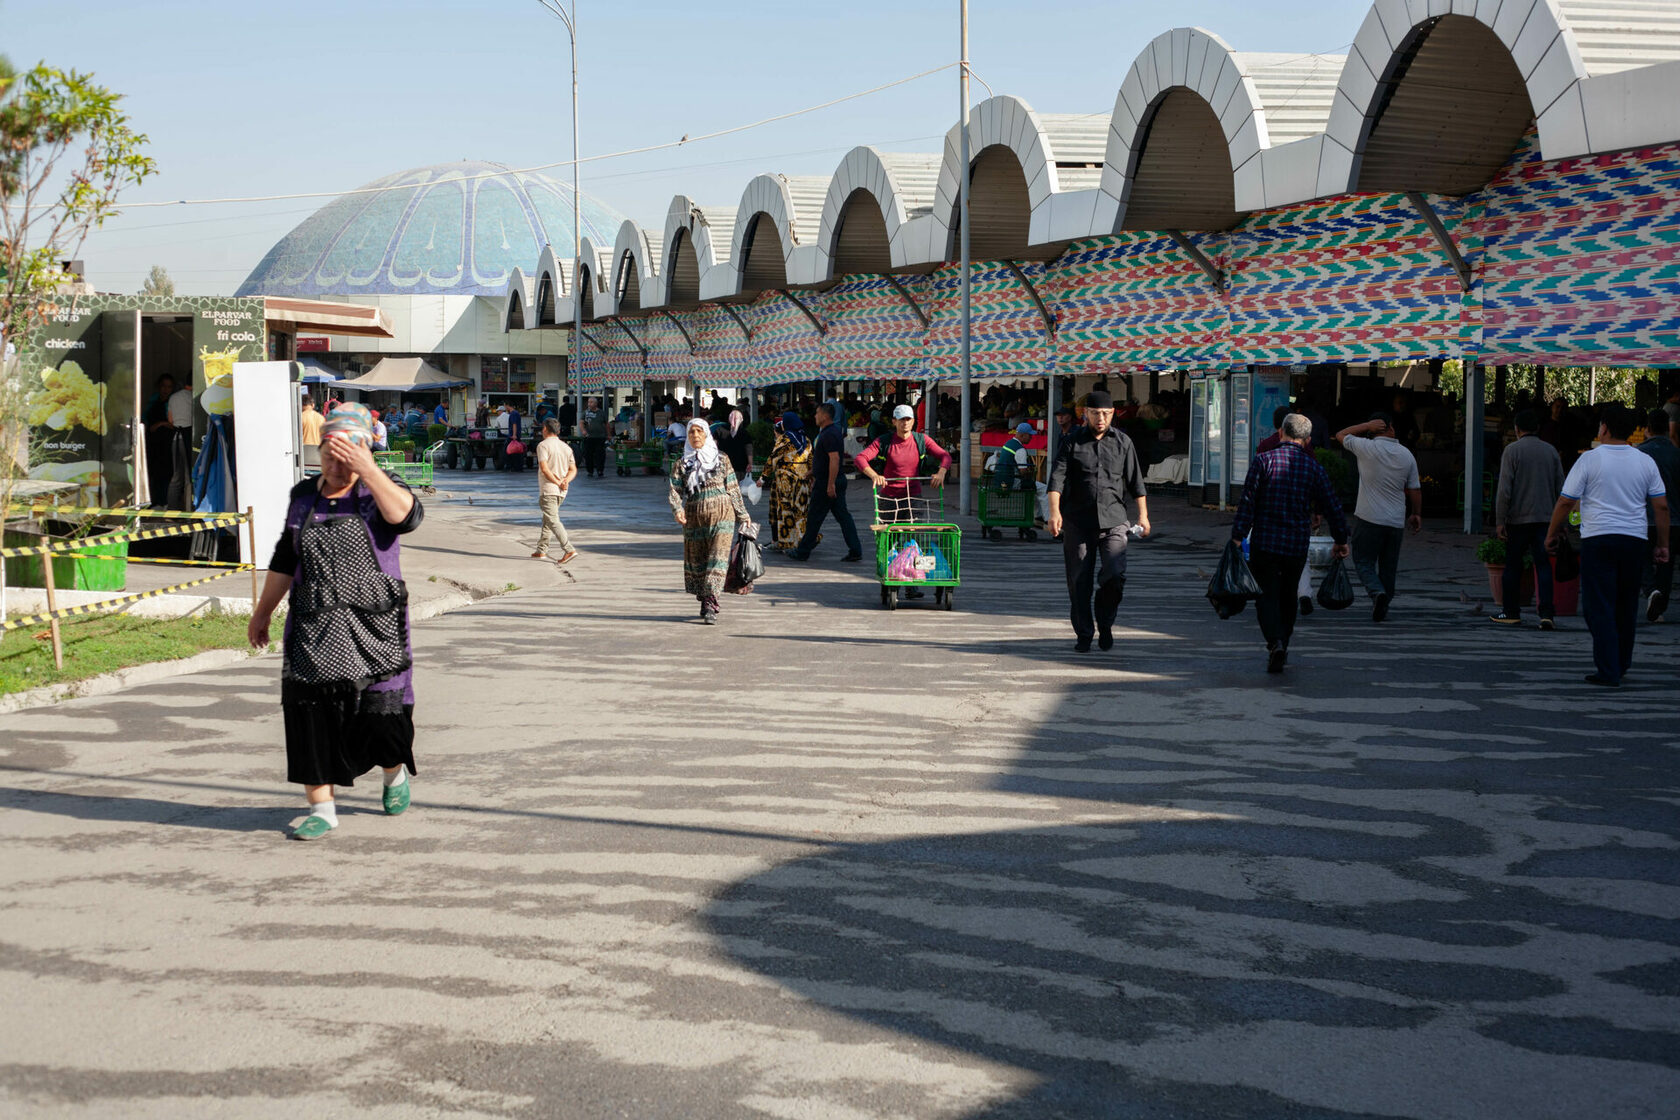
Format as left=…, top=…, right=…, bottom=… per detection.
left=725, top=523, right=765, bottom=591
left=1208, top=540, right=1261, bottom=619
left=1316, top=555, right=1355, bottom=610
left=1553, top=534, right=1580, bottom=582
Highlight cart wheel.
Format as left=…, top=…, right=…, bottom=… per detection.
left=883, top=587, right=897, bottom=611
left=944, top=589, right=955, bottom=611
left=1025, top=529, right=1038, bottom=541
left=988, top=527, right=1002, bottom=541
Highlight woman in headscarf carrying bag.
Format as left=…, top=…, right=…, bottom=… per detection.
left=757, top=411, right=813, bottom=552
left=247, top=402, right=424, bottom=841
left=669, top=417, right=751, bottom=623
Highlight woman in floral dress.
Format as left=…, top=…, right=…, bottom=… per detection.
left=757, top=411, right=812, bottom=552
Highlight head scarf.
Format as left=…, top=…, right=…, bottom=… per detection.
left=679, top=417, right=721, bottom=496
left=727, top=408, right=744, bottom=436
left=321, top=402, right=374, bottom=446
left=778, top=410, right=808, bottom=452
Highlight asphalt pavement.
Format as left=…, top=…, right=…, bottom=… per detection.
left=2, top=465, right=1677, bottom=1119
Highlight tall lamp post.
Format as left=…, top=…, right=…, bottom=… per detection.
left=957, top=0, right=973, bottom=518
left=537, top=0, right=582, bottom=402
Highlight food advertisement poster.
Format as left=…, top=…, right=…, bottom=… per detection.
left=26, top=301, right=110, bottom=507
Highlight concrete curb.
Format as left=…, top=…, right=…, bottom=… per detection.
left=0, top=586, right=499, bottom=716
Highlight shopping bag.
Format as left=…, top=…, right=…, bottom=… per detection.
left=740, top=475, right=763, bottom=504
left=736, top=527, right=764, bottom=584
left=1316, top=556, right=1355, bottom=610
left=1207, top=539, right=1261, bottom=619
left=1553, top=534, right=1580, bottom=582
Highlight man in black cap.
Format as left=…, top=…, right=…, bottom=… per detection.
left=1047, top=390, right=1151, bottom=652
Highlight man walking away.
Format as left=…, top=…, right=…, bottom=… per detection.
left=1491, top=408, right=1565, bottom=628
left=532, top=419, right=579, bottom=564
left=1547, top=403, right=1669, bottom=686
left=1334, top=412, right=1422, bottom=622
left=1637, top=408, right=1679, bottom=621
left=582, top=397, right=609, bottom=478
left=1047, top=391, right=1151, bottom=653
left=789, top=402, right=863, bottom=562
left=1230, top=413, right=1350, bottom=673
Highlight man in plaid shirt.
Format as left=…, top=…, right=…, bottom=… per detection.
left=1230, top=413, right=1351, bottom=673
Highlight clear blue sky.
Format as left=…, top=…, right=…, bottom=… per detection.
left=5, top=0, right=1365, bottom=295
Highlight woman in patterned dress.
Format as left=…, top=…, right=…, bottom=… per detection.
left=669, top=418, right=751, bottom=623
left=247, top=403, right=422, bottom=841
left=757, top=411, right=812, bottom=552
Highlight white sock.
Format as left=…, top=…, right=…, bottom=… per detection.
left=382, top=768, right=407, bottom=789
left=308, top=800, right=338, bottom=826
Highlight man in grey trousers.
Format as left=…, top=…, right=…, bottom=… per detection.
left=1335, top=412, right=1422, bottom=622
left=1491, top=408, right=1565, bottom=627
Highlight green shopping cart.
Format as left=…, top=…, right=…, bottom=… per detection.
left=871, top=478, right=960, bottom=611
left=977, top=485, right=1038, bottom=541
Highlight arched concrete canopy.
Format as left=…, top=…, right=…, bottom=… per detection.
left=1101, top=29, right=1268, bottom=228
left=503, top=268, right=529, bottom=332
left=732, top=174, right=829, bottom=290
left=956, top=145, right=1035, bottom=260
left=1122, top=89, right=1243, bottom=230
left=610, top=221, right=657, bottom=314
left=815, top=147, right=942, bottom=278
left=1327, top=1, right=1593, bottom=194
left=935, top=96, right=1060, bottom=254
left=574, top=235, right=608, bottom=322
left=661, top=196, right=736, bottom=307
left=829, top=188, right=894, bottom=275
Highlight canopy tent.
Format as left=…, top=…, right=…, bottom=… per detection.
left=298, top=356, right=341, bottom=383
left=335, top=356, right=467, bottom=392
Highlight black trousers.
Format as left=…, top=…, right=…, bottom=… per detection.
left=794, top=478, right=862, bottom=558
left=1503, top=522, right=1555, bottom=618
left=1581, top=534, right=1645, bottom=683
left=1062, top=515, right=1127, bottom=639
left=583, top=437, right=607, bottom=475
left=165, top=427, right=193, bottom=511
left=1351, top=516, right=1405, bottom=600
left=1250, top=550, right=1307, bottom=651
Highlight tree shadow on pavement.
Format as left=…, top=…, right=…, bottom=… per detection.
left=702, top=622, right=1680, bottom=1118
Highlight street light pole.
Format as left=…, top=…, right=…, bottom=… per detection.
left=537, top=0, right=581, bottom=402
left=957, top=0, right=973, bottom=518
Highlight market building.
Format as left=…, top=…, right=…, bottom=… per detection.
left=501, top=1, right=1680, bottom=529
left=237, top=160, right=627, bottom=416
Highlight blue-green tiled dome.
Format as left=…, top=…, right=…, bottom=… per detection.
left=237, top=161, right=627, bottom=298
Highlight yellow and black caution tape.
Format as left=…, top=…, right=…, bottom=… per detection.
left=4, top=503, right=221, bottom=520
left=0, top=565, right=254, bottom=633
left=0, top=514, right=245, bottom=559
left=126, top=556, right=250, bottom=569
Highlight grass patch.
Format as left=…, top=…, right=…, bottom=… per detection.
left=0, top=611, right=259, bottom=696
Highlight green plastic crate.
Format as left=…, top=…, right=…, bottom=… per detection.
left=2, top=525, right=129, bottom=591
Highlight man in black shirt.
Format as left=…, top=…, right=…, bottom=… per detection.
left=789, top=402, right=863, bottom=562
left=1047, top=391, right=1151, bottom=652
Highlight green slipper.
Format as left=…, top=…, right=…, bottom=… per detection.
left=291, top=814, right=336, bottom=841
left=383, top=779, right=411, bottom=816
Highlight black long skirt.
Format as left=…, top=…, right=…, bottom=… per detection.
left=282, top=682, right=417, bottom=787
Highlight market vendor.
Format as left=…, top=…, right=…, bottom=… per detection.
left=247, top=403, right=423, bottom=842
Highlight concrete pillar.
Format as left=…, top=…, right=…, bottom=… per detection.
left=1464, top=363, right=1486, bottom=534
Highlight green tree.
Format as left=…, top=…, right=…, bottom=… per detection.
left=139, top=264, right=173, bottom=297
left=0, top=58, right=155, bottom=519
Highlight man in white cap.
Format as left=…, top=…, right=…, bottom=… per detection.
left=855, top=405, right=955, bottom=598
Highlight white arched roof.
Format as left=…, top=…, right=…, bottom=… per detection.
left=609, top=221, right=658, bottom=315
left=500, top=3, right=1680, bottom=312
left=660, top=196, right=737, bottom=303
left=732, top=174, right=830, bottom=287
left=814, top=147, right=942, bottom=277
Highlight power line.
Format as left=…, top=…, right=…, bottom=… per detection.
left=119, top=62, right=959, bottom=210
